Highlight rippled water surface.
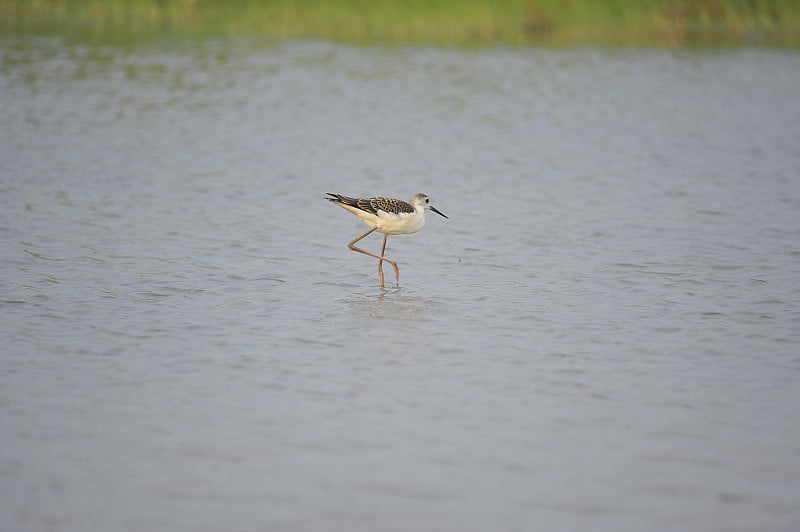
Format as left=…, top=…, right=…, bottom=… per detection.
left=2, top=37, right=799, bottom=531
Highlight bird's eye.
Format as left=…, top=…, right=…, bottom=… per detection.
left=425, top=198, right=430, bottom=203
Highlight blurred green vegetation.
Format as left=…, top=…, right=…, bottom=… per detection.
left=2, top=0, right=799, bottom=47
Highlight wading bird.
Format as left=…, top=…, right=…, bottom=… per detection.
left=325, top=193, right=448, bottom=288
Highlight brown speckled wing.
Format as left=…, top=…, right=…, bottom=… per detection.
left=360, top=197, right=414, bottom=215
left=327, top=194, right=413, bottom=215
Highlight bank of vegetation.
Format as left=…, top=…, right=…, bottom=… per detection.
left=2, top=0, right=799, bottom=47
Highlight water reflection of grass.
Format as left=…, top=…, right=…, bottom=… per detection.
left=2, top=0, right=799, bottom=47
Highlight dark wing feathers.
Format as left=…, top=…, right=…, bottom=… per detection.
left=326, top=193, right=413, bottom=215
left=363, top=197, right=414, bottom=215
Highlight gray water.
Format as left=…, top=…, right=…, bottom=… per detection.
left=2, top=37, right=799, bottom=532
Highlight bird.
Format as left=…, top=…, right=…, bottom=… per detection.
left=325, top=193, right=448, bottom=288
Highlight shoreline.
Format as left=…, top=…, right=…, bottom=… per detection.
left=2, top=1, right=799, bottom=48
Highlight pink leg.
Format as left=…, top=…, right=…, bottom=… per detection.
left=377, top=234, right=387, bottom=288
left=347, top=228, right=399, bottom=288
left=379, top=234, right=400, bottom=285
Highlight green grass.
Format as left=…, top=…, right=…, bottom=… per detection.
left=2, top=0, right=800, bottom=47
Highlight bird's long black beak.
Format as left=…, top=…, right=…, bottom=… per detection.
left=430, top=206, right=448, bottom=219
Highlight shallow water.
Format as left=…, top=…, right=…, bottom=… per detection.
left=2, top=37, right=800, bottom=531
